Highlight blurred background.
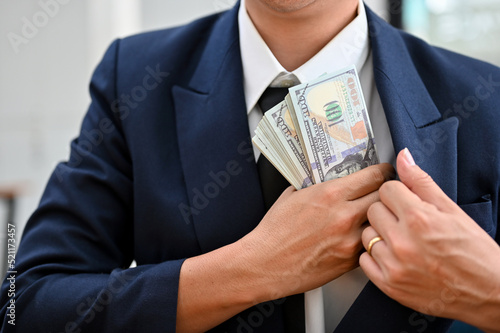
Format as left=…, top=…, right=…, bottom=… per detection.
left=0, top=1, right=498, bottom=330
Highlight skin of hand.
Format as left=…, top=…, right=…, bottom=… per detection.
left=241, top=162, right=395, bottom=299
left=360, top=149, right=500, bottom=333
left=177, top=163, right=394, bottom=332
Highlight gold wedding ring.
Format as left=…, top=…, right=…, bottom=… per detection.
left=367, top=236, right=384, bottom=256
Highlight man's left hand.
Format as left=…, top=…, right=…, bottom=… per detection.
left=360, top=148, right=500, bottom=331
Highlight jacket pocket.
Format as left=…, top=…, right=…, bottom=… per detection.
left=459, top=194, right=496, bottom=238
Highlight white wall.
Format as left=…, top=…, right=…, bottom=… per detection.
left=0, top=0, right=89, bottom=240
left=0, top=0, right=387, bottom=241
left=404, top=0, right=500, bottom=66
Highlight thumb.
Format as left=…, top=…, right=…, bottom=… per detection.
left=397, top=148, right=457, bottom=213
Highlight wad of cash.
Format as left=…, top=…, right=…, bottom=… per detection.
left=252, top=65, right=379, bottom=189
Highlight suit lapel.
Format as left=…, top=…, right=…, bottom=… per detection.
left=373, top=69, right=459, bottom=200
left=335, top=6, right=458, bottom=332
left=173, top=4, right=265, bottom=253
left=368, top=7, right=459, bottom=200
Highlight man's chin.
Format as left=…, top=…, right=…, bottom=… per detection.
left=256, top=0, right=318, bottom=13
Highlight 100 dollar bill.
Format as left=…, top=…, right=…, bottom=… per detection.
left=288, top=66, right=379, bottom=183
left=266, top=101, right=313, bottom=188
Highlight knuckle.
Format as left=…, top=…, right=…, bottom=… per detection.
left=351, top=207, right=366, bottom=224
left=404, top=206, right=429, bottom=227
left=369, top=166, right=386, bottom=185
left=331, top=221, right=349, bottom=238
left=418, top=171, right=434, bottom=184
left=379, top=180, right=398, bottom=195
left=409, top=170, right=436, bottom=190
left=386, top=263, right=406, bottom=284
left=333, top=210, right=351, bottom=229
left=367, top=201, right=381, bottom=220
left=323, top=183, right=342, bottom=201
left=332, top=209, right=362, bottom=235
left=338, top=237, right=362, bottom=259
left=347, top=237, right=362, bottom=253
left=391, top=239, right=413, bottom=260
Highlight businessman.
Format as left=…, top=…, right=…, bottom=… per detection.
left=1, top=0, right=499, bottom=332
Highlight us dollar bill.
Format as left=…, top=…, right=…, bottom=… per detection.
left=264, top=101, right=314, bottom=188
left=253, top=105, right=306, bottom=190
left=288, top=65, right=378, bottom=183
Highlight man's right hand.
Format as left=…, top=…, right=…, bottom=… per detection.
left=240, top=162, right=395, bottom=303
left=177, top=162, right=394, bottom=332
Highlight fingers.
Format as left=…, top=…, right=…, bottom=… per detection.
left=396, top=148, right=457, bottom=213
left=349, top=190, right=381, bottom=227
left=359, top=252, right=384, bottom=285
left=327, top=163, right=395, bottom=201
left=378, top=180, right=425, bottom=220
left=360, top=226, right=392, bottom=287
left=367, top=201, right=398, bottom=239
left=362, top=226, right=388, bottom=259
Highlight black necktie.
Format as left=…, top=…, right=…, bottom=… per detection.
left=256, top=87, right=306, bottom=333
left=257, top=87, right=291, bottom=210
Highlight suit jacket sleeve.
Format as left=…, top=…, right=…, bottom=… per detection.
left=0, top=40, right=184, bottom=333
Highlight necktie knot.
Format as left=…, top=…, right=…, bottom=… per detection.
left=270, top=72, right=300, bottom=88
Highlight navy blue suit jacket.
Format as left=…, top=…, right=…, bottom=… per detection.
left=1, top=3, right=499, bottom=332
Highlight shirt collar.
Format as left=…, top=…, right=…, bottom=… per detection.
left=238, top=0, right=370, bottom=114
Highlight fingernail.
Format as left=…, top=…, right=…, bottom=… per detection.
left=403, top=148, right=416, bottom=166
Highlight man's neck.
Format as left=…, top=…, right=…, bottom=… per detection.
left=245, top=0, right=359, bottom=72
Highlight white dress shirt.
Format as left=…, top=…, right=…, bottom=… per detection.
left=238, top=0, right=396, bottom=331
